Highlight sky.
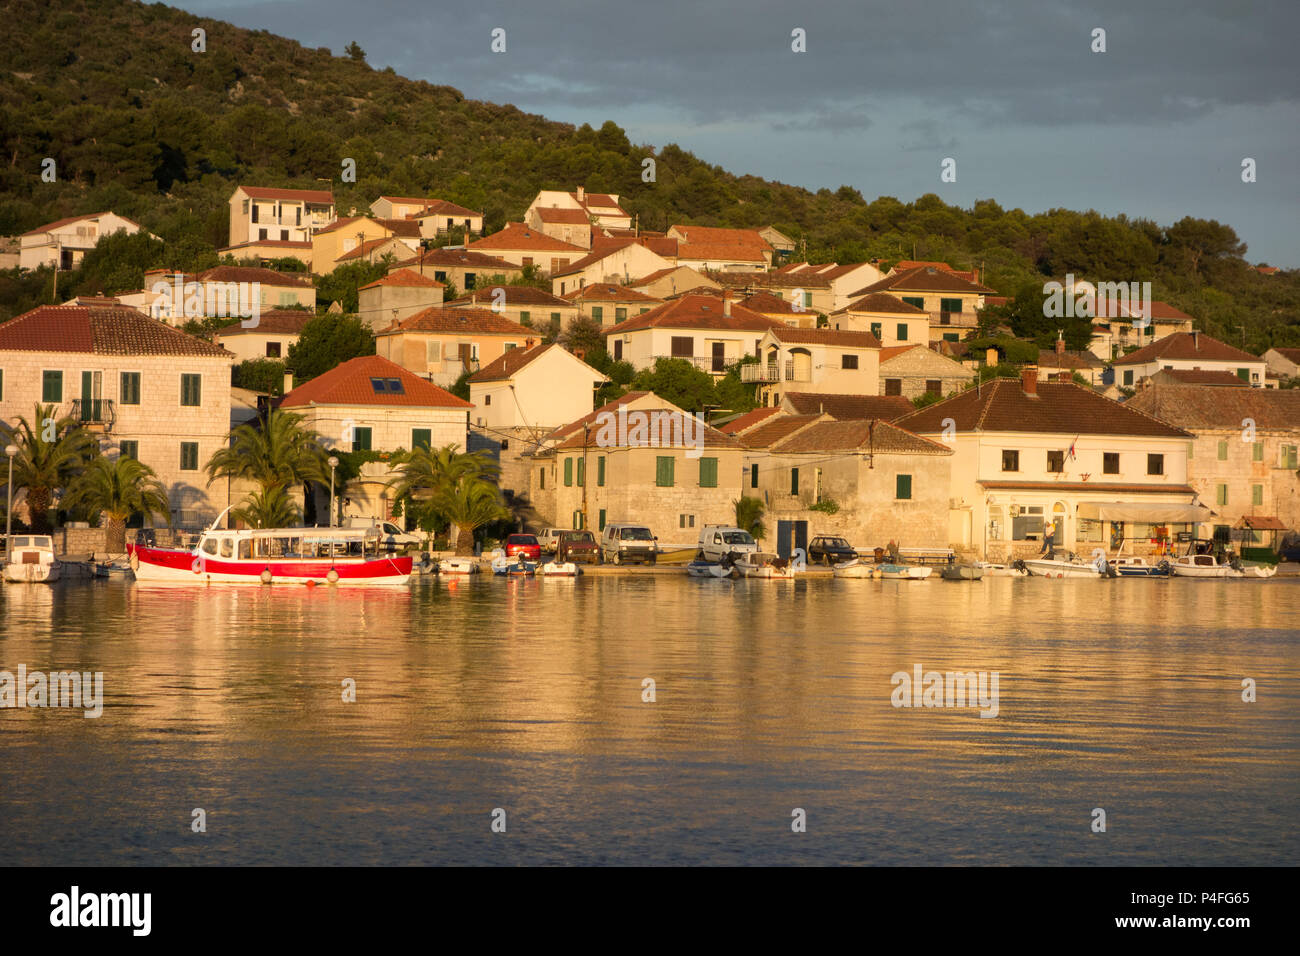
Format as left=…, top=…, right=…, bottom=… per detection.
left=171, top=0, right=1299, bottom=267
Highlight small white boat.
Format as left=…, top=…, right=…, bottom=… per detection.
left=1171, top=553, right=1240, bottom=578
left=1016, top=552, right=1107, bottom=578
left=878, top=563, right=932, bottom=580
left=3, top=535, right=62, bottom=583
left=539, top=560, right=581, bottom=576
left=735, top=552, right=799, bottom=579
left=940, top=563, right=983, bottom=581
left=1111, top=556, right=1171, bottom=577
left=686, top=559, right=736, bottom=579
left=833, top=558, right=879, bottom=579
left=491, top=556, right=536, bottom=576
left=976, top=561, right=1028, bottom=577
left=438, top=557, right=480, bottom=575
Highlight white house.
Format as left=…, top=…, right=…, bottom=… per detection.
left=228, top=186, right=335, bottom=246
left=602, top=293, right=783, bottom=374
left=550, top=239, right=674, bottom=295
left=744, top=326, right=881, bottom=406
left=831, top=292, right=931, bottom=346
left=524, top=188, right=632, bottom=231
left=19, top=212, right=145, bottom=270
left=1112, top=331, right=1269, bottom=389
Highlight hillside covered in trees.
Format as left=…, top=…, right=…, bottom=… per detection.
left=0, top=0, right=1296, bottom=351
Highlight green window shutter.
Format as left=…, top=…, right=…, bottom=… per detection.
left=119, top=440, right=138, bottom=460
left=656, top=456, right=675, bottom=487
left=901, top=296, right=924, bottom=309
left=750, top=463, right=758, bottom=488
left=121, top=372, right=141, bottom=405
left=791, top=468, right=799, bottom=495
left=572, top=510, right=583, bottom=529
left=597, top=456, right=606, bottom=486
left=1237, top=368, right=1249, bottom=381
left=42, top=370, right=63, bottom=403
left=181, top=373, right=201, bottom=406
left=180, top=442, right=198, bottom=471
left=577, top=457, right=585, bottom=486
left=1252, top=484, right=1264, bottom=506
left=592, top=306, right=603, bottom=321
left=519, top=310, right=530, bottom=324
left=598, top=509, right=606, bottom=531
left=412, top=428, right=431, bottom=450
left=1216, top=484, right=1228, bottom=506
left=1287, top=446, right=1299, bottom=469
left=616, top=308, right=627, bottom=321
left=940, top=298, right=962, bottom=313
left=1187, top=441, right=1194, bottom=460
left=896, top=323, right=908, bottom=341
left=564, top=458, right=573, bottom=486
left=352, top=427, right=371, bottom=452
left=1217, top=440, right=1228, bottom=460
left=1252, top=442, right=1264, bottom=462
left=699, top=457, right=718, bottom=488
left=896, top=473, right=912, bottom=499
left=870, top=323, right=882, bottom=339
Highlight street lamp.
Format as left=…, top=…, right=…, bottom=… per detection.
left=5, top=443, right=18, bottom=558
left=328, top=456, right=339, bottom=528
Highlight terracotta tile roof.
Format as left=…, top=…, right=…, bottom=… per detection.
left=552, top=239, right=647, bottom=278
left=281, top=355, right=471, bottom=409
left=545, top=391, right=655, bottom=443
left=1256, top=265, right=1280, bottom=276
left=677, top=241, right=769, bottom=262
left=1238, top=515, right=1287, bottom=530
left=20, top=211, right=144, bottom=237
left=375, top=218, right=422, bottom=238
left=769, top=326, right=881, bottom=348
left=1150, top=369, right=1247, bottom=386
left=396, top=248, right=520, bottom=271
left=715, top=270, right=832, bottom=290
left=535, top=207, right=591, bottom=224
left=734, top=414, right=823, bottom=448
left=564, top=284, right=662, bottom=303
left=890, top=260, right=978, bottom=282
left=1124, top=384, right=1300, bottom=430
left=215, top=309, right=315, bottom=336
left=739, top=291, right=798, bottom=314
left=769, top=417, right=953, bottom=455
left=359, top=268, right=444, bottom=290
left=598, top=234, right=678, bottom=258
left=411, top=199, right=482, bottom=219
left=448, top=286, right=573, bottom=308
left=879, top=344, right=926, bottom=363
left=670, top=225, right=771, bottom=250
left=313, top=215, right=369, bottom=236
left=851, top=266, right=995, bottom=297
left=376, top=195, right=434, bottom=206
left=835, top=292, right=926, bottom=315
left=469, top=222, right=586, bottom=253
left=626, top=267, right=715, bottom=290
left=781, top=392, right=915, bottom=420
left=1092, top=299, right=1195, bottom=322
left=603, top=294, right=784, bottom=335
left=220, top=240, right=312, bottom=250
left=381, top=306, right=529, bottom=336
left=1270, top=347, right=1300, bottom=363
left=894, top=378, right=1191, bottom=437
left=717, top=407, right=783, bottom=435
left=198, top=266, right=313, bottom=288
left=1112, top=331, right=1260, bottom=366
left=470, top=343, right=562, bottom=383
left=0, top=304, right=233, bottom=357
left=554, top=407, right=739, bottom=451
left=238, top=186, right=333, bottom=204
left=335, top=237, right=411, bottom=262
left=1037, top=350, right=1104, bottom=370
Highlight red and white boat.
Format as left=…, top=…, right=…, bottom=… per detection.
left=128, top=510, right=413, bottom=586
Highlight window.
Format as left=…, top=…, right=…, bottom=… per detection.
left=1252, top=442, right=1264, bottom=462
left=896, top=474, right=912, bottom=499
left=426, top=341, right=442, bottom=364
left=901, top=296, right=924, bottom=309
left=518, top=311, right=530, bottom=325
left=251, top=204, right=259, bottom=223
left=434, top=271, right=447, bottom=284
left=842, top=354, right=859, bottom=370
left=884, top=379, right=902, bottom=396
left=1236, top=368, right=1250, bottom=381
left=615, top=308, right=627, bottom=321
left=119, top=440, right=138, bottom=460
left=1103, top=452, right=1120, bottom=474
left=940, top=298, right=962, bottom=314
left=539, top=468, right=545, bottom=490
left=550, top=312, right=561, bottom=323
left=266, top=342, right=281, bottom=358
left=1002, top=450, right=1019, bottom=472
left=751, top=463, right=758, bottom=488
left=576, top=458, right=585, bottom=487
left=1252, top=484, right=1264, bottom=506
left=656, top=456, right=675, bottom=487
left=1217, top=440, right=1228, bottom=460
left=1147, top=454, right=1164, bottom=476
left=522, top=257, right=533, bottom=268
left=370, top=377, right=404, bottom=395
left=1216, top=483, right=1228, bottom=506
left=925, top=380, right=941, bottom=395
left=670, top=336, right=693, bottom=358
left=564, top=458, right=573, bottom=486
left=43, top=370, right=63, bottom=403
left=1123, top=370, right=1134, bottom=386
left=464, top=273, right=476, bottom=288
left=790, top=467, right=799, bottom=495
left=120, top=371, right=141, bottom=405
left=598, top=509, right=606, bottom=531
left=572, top=510, right=584, bottom=530
left=351, top=427, right=372, bottom=452
left=597, top=456, right=606, bottom=487
left=258, top=229, right=267, bottom=241
left=412, top=429, right=431, bottom=450
left=613, top=340, right=623, bottom=361
left=1047, top=450, right=1064, bottom=473
left=943, top=333, right=959, bottom=342
left=181, top=373, right=201, bottom=406
left=870, top=322, right=882, bottom=339
left=484, top=395, right=491, bottom=406
left=679, top=514, right=696, bottom=529
left=180, top=442, right=199, bottom=471
left=896, top=323, right=909, bottom=342
left=699, top=457, right=718, bottom=488
left=592, top=307, right=603, bottom=322
left=1282, top=445, right=1298, bottom=469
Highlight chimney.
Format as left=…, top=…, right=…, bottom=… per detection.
left=723, top=298, right=732, bottom=317
left=576, top=186, right=585, bottom=203
left=283, top=370, right=294, bottom=395
left=985, top=347, right=998, bottom=367
left=525, top=337, right=535, bottom=349
left=1056, top=333, right=1065, bottom=355
left=1191, top=330, right=1199, bottom=350
left=1021, top=366, right=1038, bottom=396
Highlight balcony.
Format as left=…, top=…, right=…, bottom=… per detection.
left=740, top=361, right=810, bottom=383
left=936, top=310, right=975, bottom=328
left=70, top=398, right=115, bottom=432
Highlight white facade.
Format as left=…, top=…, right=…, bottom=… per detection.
left=19, top=213, right=142, bottom=270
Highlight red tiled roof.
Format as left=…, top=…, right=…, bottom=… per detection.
left=1270, top=347, right=1300, bottom=363
left=215, top=309, right=316, bottom=336
left=313, top=216, right=368, bottom=236
left=715, top=270, right=832, bottom=289
left=670, top=225, right=772, bottom=251
left=411, top=199, right=481, bottom=219
left=1125, top=384, right=1300, bottom=429
left=449, top=286, right=573, bottom=308
left=545, top=391, right=655, bottom=443
left=198, top=266, right=313, bottom=288
left=396, top=248, right=521, bottom=271
left=769, top=326, right=881, bottom=348
left=564, top=284, right=662, bottom=303
left=769, top=417, right=952, bottom=455
left=677, top=241, right=768, bottom=262
left=603, top=294, right=784, bottom=335
left=535, top=207, right=592, bottom=224
left=734, top=414, right=822, bottom=448
left=895, top=377, right=1190, bottom=437
left=1112, top=331, right=1260, bottom=366
left=1149, top=369, right=1247, bottom=386
left=20, top=211, right=144, bottom=238
left=0, top=304, right=232, bottom=357
left=851, top=266, right=995, bottom=297
left=238, top=186, right=333, bottom=204
left=553, top=407, right=739, bottom=451
left=375, top=218, right=422, bottom=238
left=282, top=355, right=470, bottom=409
left=717, top=407, right=783, bottom=435
left=469, top=222, right=586, bottom=253
left=739, top=291, right=798, bottom=314
left=382, top=306, right=530, bottom=336
left=359, top=269, right=443, bottom=290
left=335, top=237, right=412, bottom=262
left=835, top=292, right=927, bottom=315
left=781, top=392, right=915, bottom=420
left=879, top=344, right=925, bottom=363
left=470, top=344, right=565, bottom=383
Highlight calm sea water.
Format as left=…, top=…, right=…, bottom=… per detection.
left=1, top=574, right=1297, bottom=865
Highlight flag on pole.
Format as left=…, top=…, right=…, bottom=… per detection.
left=1067, top=436, right=1079, bottom=461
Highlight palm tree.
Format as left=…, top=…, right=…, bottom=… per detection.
left=734, top=496, right=767, bottom=541
left=205, top=408, right=328, bottom=492
left=231, top=485, right=301, bottom=529
left=433, top=475, right=511, bottom=555
left=63, top=456, right=171, bottom=552
left=386, top=443, right=499, bottom=502
left=0, top=404, right=98, bottom=533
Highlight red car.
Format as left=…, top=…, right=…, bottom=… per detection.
left=504, top=534, right=541, bottom=560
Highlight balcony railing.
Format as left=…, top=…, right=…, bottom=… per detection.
left=934, top=310, right=976, bottom=328
left=740, top=361, right=810, bottom=383
left=70, top=398, right=115, bottom=431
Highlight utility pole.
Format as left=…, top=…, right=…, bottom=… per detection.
left=581, top=421, right=590, bottom=531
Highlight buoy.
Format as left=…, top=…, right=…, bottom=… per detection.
left=260, top=567, right=273, bottom=584
left=326, top=568, right=340, bottom=585
left=305, top=579, right=316, bottom=588
left=191, top=558, right=203, bottom=574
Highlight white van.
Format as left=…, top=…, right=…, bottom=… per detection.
left=345, top=517, right=422, bottom=549
left=600, top=524, right=658, bottom=565
left=698, top=525, right=758, bottom=562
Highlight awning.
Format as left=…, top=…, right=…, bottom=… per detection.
left=1076, top=502, right=1214, bottom=523
left=1235, top=515, right=1288, bottom=531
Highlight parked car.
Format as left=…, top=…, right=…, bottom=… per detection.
left=808, top=535, right=857, bottom=565
left=698, top=525, right=759, bottom=563
left=537, top=528, right=569, bottom=554
left=504, top=533, right=542, bottom=560
left=557, top=530, right=600, bottom=564
left=1279, top=531, right=1300, bottom=562
left=345, top=517, right=421, bottom=550
left=600, top=523, right=658, bottom=565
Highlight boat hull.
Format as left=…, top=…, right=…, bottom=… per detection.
left=940, top=564, right=983, bottom=580
left=686, top=561, right=735, bottom=578
left=540, top=561, right=581, bottom=576
left=1019, top=559, right=1103, bottom=578
left=3, top=562, right=61, bottom=583
left=129, top=544, right=412, bottom=586
left=878, top=564, right=932, bottom=579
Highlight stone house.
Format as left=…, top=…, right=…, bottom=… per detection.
left=214, top=310, right=316, bottom=363
left=375, top=307, right=533, bottom=387
left=831, top=292, right=930, bottom=346
left=564, top=283, right=663, bottom=327
left=878, top=344, right=971, bottom=399
left=394, top=248, right=524, bottom=292
left=357, top=269, right=446, bottom=332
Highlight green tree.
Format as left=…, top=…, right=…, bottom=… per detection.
left=0, top=404, right=98, bottom=532
left=733, top=496, right=766, bottom=541
left=232, top=358, right=288, bottom=395
left=434, top=475, right=511, bottom=555
left=386, top=444, right=505, bottom=554
left=286, top=314, right=375, bottom=382
left=314, top=260, right=387, bottom=314
left=630, top=357, right=718, bottom=413
left=345, top=41, right=366, bottom=62
left=205, top=409, right=328, bottom=493
left=63, top=455, right=171, bottom=551
left=231, top=484, right=301, bottom=529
